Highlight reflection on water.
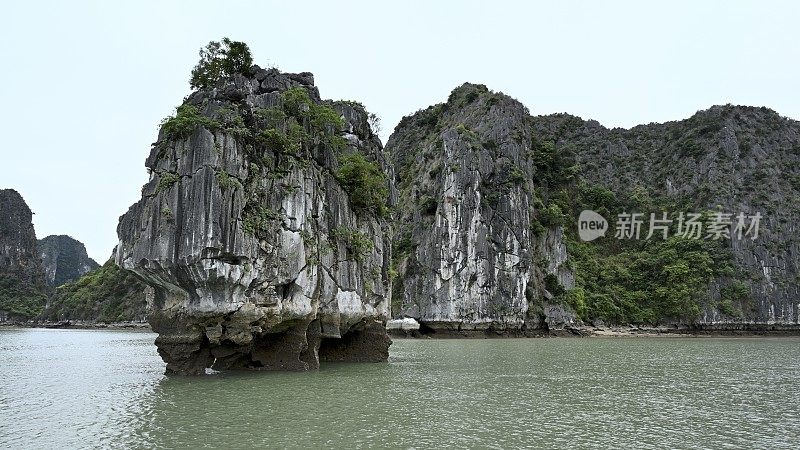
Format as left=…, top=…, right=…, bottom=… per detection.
left=1, top=329, right=799, bottom=448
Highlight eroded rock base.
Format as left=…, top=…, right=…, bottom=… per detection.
left=153, top=319, right=391, bottom=375
left=319, top=321, right=392, bottom=363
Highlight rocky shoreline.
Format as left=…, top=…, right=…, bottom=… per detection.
left=0, top=321, right=151, bottom=330
left=4, top=321, right=799, bottom=338
left=388, top=323, right=800, bottom=339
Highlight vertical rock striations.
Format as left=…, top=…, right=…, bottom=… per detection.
left=388, top=84, right=799, bottom=332
left=0, top=189, right=48, bottom=321
left=117, top=67, right=393, bottom=374
left=386, top=84, right=574, bottom=333
left=39, top=235, right=99, bottom=287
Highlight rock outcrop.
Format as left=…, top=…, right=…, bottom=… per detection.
left=530, top=105, right=800, bottom=325
left=0, top=189, right=48, bottom=321
left=387, top=84, right=800, bottom=331
left=386, top=84, right=573, bottom=332
left=38, top=235, right=99, bottom=287
left=41, top=253, right=148, bottom=323
left=117, top=67, right=393, bottom=374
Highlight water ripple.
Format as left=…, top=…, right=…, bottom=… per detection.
left=1, top=330, right=799, bottom=448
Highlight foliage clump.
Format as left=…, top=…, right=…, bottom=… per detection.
left=531, top=139, right=579, bottom=186
left=539, top=203, right=566, bottom=227
left=281, top=88, right=345, bottom=139
left=257, top=124, right=306, bottom=155
left=242, top=205, right=280, bottom=237
left=156, top=172, right=180, bottom=194
left=567, top=235, right=735, bottom=324
left=552, top=181, right=737, bottom=324
left=719, top=281, right=749, bottom=318
left=253, top=88, right=346, bottom=158
left=190, top=38, right=253, bottom=90
left=336, top=153, right=389, bottom=217
left=40, top=260, right=148, bottom=323
left=0, top=274, right=48, bottom=320
left=216, top=170, right=243, bottom=190
left=333, top=226, right=374, bottom=262
left=160, top=104, right=220, bottom=139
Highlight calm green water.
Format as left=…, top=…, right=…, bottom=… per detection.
left=1, top=329, right=799, bottom=449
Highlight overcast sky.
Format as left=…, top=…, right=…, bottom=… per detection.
left=1, top=0, right=798, bottom=262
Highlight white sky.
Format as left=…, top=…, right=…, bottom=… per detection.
left=1, top=0, right=798, bottom=262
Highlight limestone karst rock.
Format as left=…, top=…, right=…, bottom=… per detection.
left=529, top=105, right=800, bottom=325
left=40, top=253, right=148, bottom=323
left=386, top=84, right=574, bottom=333
left=1, top=192, right=143, bottom=323
left=387, top=83, right=800, bottom=331
left=117, top=67, right=393, bottom=374
left=0, top=189, right=48, bottom=321
left=38, top=235, right=99, bottom=287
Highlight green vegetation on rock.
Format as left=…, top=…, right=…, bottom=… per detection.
left=242, top=87, right=381, bottom=236
left=160, top=104, right=221, bottom=139
left=216, top=170, right=243, bottom=190
left=190, top=38, right=253, bottom=90
left=332, top=226, right=374, bottom=262
left=41, top=260, right=148, bottom=323
left=156, top=172, right=180, bottom=194
left=565, top=233, right=735, bottom=323
left=336, top=152, right=389, bottom=217
left=0, top=274, right=48, bottom=320
left=719, top=281, right=749, bottom=318
left=241, top=205, right=280, bottom=237
left=547, top=176, right=738, bottom=324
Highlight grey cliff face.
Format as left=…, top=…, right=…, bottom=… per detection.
left=0, top=189, right=48, bottom=320
left=0, top=190, right=40, bottom=276
left=386, top=84, right=574, bottom=332
left=115, top=65, right=798, bottom=352
left=117, top=68, right=392, bottom=374
left=38, top=235, right=100, bottom=287
left=388, top=85, right=799, bottom=331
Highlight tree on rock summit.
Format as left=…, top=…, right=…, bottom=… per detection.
left=189, top=38, right=253, bottom=89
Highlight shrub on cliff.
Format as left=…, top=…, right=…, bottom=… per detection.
left=539, top=203, right=567, bottom=227
left=252, top=89, right=346, bottom=156
left=332, top=226, right=374, bottom=262
left=532, top=139, right=579, bottom=185
left=565, top=223, right=736, bottom=324
left=280, top=88, right=345, bottom=138
left=160, top=105, right=220, bottom=139
left=336, top=153, right=388, bottom=217
left=190, top=38, right=253, bottom=90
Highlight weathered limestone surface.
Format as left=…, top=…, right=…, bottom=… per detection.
left=0, top=189, right=48, bottom=321
left=387, top=85, right=799, bottom=331
left=117, top=68, right=392, bottom=374
left=0, top=190, right=42, bottom=279
left=117, top=72, right=798, bottom=347
left=386, top=84, right=574, bottom=332
left=39, top=235, right=99, bottom=287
